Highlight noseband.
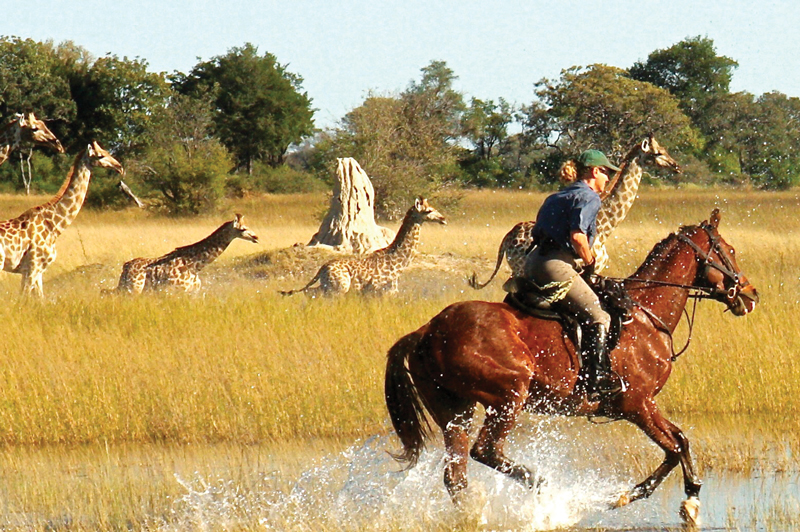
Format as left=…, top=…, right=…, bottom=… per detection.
left=617, top=223, right=745, bottom=361
left=676, top=224, right=742, bottom=301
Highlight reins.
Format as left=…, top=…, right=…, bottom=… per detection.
left=605, top=223, right=740, bottom=362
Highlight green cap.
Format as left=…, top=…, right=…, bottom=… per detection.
left=578, top=149, right=621, bottom=172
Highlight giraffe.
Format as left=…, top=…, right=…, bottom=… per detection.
left=0, top=141, right=123, bottom=297
left=280, top=197, right=446, bottom=297
left=112, top=214, right=259, bottom=294
left=0, top=112, right=64, bottom=166
left=469, top=134, right=680, bottom=289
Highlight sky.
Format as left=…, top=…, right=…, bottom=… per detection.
left=5, top=1, right=800, bottom=129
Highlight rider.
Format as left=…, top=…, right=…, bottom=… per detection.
left=523, top=149, right=623, bottom=399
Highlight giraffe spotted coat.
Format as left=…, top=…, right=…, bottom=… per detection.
left=281, top=197, right=446, bottom=297
left=113, top=214, right=259, bottom=294
left=0, top=141, right=122, bottom=297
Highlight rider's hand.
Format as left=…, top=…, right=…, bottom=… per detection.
left=581, top=259, right=596, bottom=281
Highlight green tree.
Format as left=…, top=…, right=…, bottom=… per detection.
left=313, top=61, right=465, bottom=217
left=0, top=36, right=76, bottom=125
left=173, top=43, right=315, bottom=173
left=519, top=64, right=699, bottom=184
left=629, top=36, right=738, bottom=127
left=462, top=97, right=513, bottom=160
left=66, top=54, right=171, bottom=155
left=130, top=94, right=232, bottom=214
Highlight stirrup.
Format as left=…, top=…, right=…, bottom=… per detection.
left=588, top=371, right=625, bottom=400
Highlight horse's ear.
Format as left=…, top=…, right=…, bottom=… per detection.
left=709, top=208, right=721, bottom=229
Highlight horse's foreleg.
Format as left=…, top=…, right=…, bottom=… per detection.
left=617, top=401, right=685, bottom=507
left=470, top=394, right=542, bottom=490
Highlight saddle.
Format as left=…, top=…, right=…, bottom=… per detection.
left=503, top=275, right=635, bottom=363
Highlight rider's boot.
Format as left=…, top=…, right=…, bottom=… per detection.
left=583, top=323, right=622, bottom=400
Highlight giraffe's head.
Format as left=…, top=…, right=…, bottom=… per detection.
left=86, top=141, right=124, bottom=174
left=410, top=197, right=447, bottom=225
left=18, top=113, right=64, bottom=154
left=640, top=134, right=680, bottom=174
left=230, top=213, right=259, bottom=243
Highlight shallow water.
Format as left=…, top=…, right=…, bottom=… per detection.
left=1, top=416, right=798, bottom=531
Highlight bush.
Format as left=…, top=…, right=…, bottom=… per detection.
left=226, top=163, right=327, bottom=196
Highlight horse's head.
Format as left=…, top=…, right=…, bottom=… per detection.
left=681, top=209, right=759, bottom=316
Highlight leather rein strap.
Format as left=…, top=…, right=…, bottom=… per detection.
left=612, top=223, right=740, bottom=361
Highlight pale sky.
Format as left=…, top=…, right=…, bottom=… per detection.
left=5, top=1, right=799, bottom=129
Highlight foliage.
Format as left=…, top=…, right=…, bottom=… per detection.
left=313, top=61, right=465, bottom=218
left=129, top=94, right=232, bottom=214
left=173, top=43, right=315, bottom=173
left=629, top=36, right=738, bottom=127
left=66, top=54, right=171, bottom=154
left=517, top=64, right=700, bottom=183
left=226, top=162, right=326, bottom=196
left=0, top=36, right=76, bottom=126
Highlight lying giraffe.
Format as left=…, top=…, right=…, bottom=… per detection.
left=0, top=141, right=123, bottom=296
left=469, top=134, right=680, bottom=289
left=281, top=197, right=446, bottom=297
left=112, top=214, right=259, bottom=294
left=0, top=112, right=64, bottom=166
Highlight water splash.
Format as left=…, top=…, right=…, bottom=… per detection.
left=157, top=424, right=635, bottom=531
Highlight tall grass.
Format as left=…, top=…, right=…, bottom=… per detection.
left=0, top=188, right=797, bottom=445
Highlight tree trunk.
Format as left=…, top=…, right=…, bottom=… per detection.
left=307, top=157, right=394, bottom=254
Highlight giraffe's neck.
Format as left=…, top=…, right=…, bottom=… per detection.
left=0, top=122, right=21, bottom=166
left=39, top=151, right=92, bottom=238
left=383, top=212, right=422, bottom=269
left=172, top=223, right=237, bottom=271
left=594, top=147, right=644, bottom=244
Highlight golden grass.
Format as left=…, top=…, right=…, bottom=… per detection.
left=0, top=185, right=798, bottom=529
left=0, top=188, right=797, bottom=446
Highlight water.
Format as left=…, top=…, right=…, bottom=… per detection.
left=155, top=418, right=800, bottom=531
left=1, top=416, right=797, bottom=530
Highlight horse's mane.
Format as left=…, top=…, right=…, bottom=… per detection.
left=630, top=224, right=697, bottom=279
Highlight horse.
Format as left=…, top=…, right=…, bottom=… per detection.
left=384, top=209, right=759, bottom=524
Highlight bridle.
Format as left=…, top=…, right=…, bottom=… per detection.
left=612, top=223, right=744, bottom=360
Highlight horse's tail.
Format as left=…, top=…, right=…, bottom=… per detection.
left=468, top=230, right=511, bottom=290
left=385, top=330, right=430, bottom=468
left=279, top=268, right=323, bottom=296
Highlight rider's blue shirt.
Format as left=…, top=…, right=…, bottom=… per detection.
left=533, top=181, right=601, bottom=255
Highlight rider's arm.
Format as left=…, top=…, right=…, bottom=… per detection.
left=570, top=230, right=595, bottom=266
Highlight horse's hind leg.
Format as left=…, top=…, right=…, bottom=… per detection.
left=469, top=391, right=541, bottom=490
left=416, top=377, right=476, bottom=501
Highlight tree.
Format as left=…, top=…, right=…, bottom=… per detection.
left=66, top=54, right=171, bottom=155
left=313, top=61, right=465, bottom=218
left=0, top=37, right=76, bottom=124
left=629, top=36, right=738, bottom=127
left=130, top=94, right=233, bottom=214
left=519, top=64, right=700, bottom=183
left=462, top=97, right=513, bottom=160
left=173, top=43, right=315, bottom=173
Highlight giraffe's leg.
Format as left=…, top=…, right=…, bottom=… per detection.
left=324, top=271, right=350, bottom=295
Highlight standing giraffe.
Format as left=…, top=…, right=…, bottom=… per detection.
left=0, top=112, right=64, bottom=165
left=281, top=197, right=446, bottom=297
left=469, top=135, right=680, bottom=289
left=112, top=214, right=259, bottom=294
left=0, top=141, right=123, bottom=296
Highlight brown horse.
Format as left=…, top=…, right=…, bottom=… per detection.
left=385, top=209, right=759, bottom=524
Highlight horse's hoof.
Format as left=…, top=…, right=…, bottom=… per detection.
left=679, top=496, right=701, bottom=528
left=612, top=492, right=631, bottom=509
